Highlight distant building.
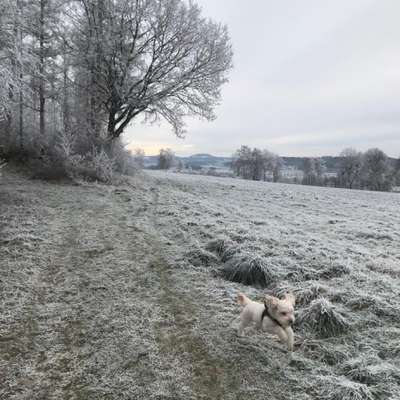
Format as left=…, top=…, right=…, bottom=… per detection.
left=280, top=166, right=304, bottom=180
left=323, top=172, right=338, bottom=179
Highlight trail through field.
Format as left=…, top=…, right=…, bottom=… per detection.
left=0, top=171, right=247, bottom=399
left=1, top=169, right=400, bottom=400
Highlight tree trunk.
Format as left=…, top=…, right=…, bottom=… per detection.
left=17, top=0, right=24, bottom=152
left=39, top=0, right=46, bottom=137
left=107, top=110, right=115, bottom=138
left=89, top=0, right=105, bottom=136
left=62, top=41, right=70, bottom=134
left=19, top=73, right=23, bottom=152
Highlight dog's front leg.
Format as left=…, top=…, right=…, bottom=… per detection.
left=274, top=326, right=288, bottom=347
left=285, top=327, right=294, bottom=351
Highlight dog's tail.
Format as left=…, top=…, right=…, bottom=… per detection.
left=237, top=293, right=251, bottom=306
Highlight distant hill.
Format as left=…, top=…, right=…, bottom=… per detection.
left=144, top=153, right=231, bottom=169
left=183, top=154, right=231, bottom=169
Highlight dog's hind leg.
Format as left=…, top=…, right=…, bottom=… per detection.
left=237, top=320, right=247, bottom=337
left=237, top=309, right=251, bottom=337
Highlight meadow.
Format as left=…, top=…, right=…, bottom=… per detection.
left=1, top=168, right=399, bottom=399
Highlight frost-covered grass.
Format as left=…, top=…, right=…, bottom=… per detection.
left=1, top=167, right=400, bottom=399
left=148, top=170, right=400, bottom=399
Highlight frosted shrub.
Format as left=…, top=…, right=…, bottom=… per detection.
left=318, top=261, right=350, bottom=279
left=29, top=154, right=70, bottom=181
left=89, top=148, right=116, bottom=183
left=205, top=237, right=242, bottom=264
left=186, top=247, right=219, bottom=267
left=110, top=140, right=137, bottom=175
left=205, top=237, right=277, bottom=288
left=220, top=245, right=239, bottom=262
left=301, top=340, right=349, bottom=366
left=346, top=295, right=378, bottom=311
left=25, top=129, right=135, bottom=183
left=56, top=129, right=75, bottom=162
left=273, top=281, right=329, bottom=306
left=299, top=297, right=349, bottom=338
left=317, top=377, right=375, bottom=400
left=295, top=284, right=330, bottom=306
left=206, top=237, right=234, bottom=255
left=341, top=356, right=399, bottom=386
left=219, top=254, right=276, bottom=288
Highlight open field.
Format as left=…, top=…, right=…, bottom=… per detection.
left=1, top=168, right=400, bottom=399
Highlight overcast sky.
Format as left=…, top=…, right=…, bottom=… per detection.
left=125, top=0, right=400, bottom=157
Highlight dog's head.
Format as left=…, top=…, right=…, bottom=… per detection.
left=264, top=293, right=295, bottom=327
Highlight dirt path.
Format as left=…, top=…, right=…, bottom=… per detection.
left=0, top=171, right=242, bottom=400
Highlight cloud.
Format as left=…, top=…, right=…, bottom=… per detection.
left=124, top=0, right=400, bottom=157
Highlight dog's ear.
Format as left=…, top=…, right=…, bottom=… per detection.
left=284, top=293, right=296, bottom=305
left=264, top=295, right=279, bottom=309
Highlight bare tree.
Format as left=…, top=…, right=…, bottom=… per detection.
left=33, top=0, right=66, bottom=138
left=132, top=148, right=145, bottom=168
left=362, top=148, right=392, bottom=191
left=394, top=156, right=400, bottom=186
left=338, top=148, right=363, bottom=189
left=0, top=0, right=65, bottom=152
left=74, top=0, right=233, bottom=142
left=232, top=145, right=252, bottom=179
left=0, top=66, right=17, bottom=123
left=272, top=157, right=283, bottom=183
left=314, top=158, right=326, bottom=183
left=302, top=158, right=317, bottom=185
left=38, top=0, right=47, bottom=137
left=158, top=147, right=175, bottom=170
left=231, top=146, right=282, bottom=182
left=0, top=1, right=18, bottom=127
left=16, top=0, right=25, bottom=152
left=262, top=149, right=282, bottom=182
left=251, top=148, right=264, bottom=180
left=302, top=157, right=325, bottom=185
left=0, top=0, right=29, bottom=153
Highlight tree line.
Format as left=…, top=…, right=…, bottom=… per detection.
left=336, top=148, right=399, bottom=191
left=231, top=145, right=282, bottom=182
left=231, top=146, right=400, bottom=192
left=0, top=0, right=232, bottom=180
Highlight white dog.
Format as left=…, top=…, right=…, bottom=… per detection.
left=237, top=292, right=296, bottom=351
